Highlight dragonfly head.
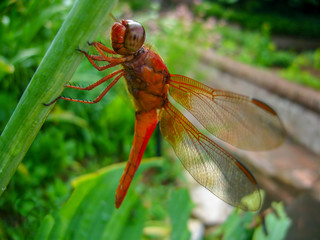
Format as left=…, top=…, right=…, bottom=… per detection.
left=111, top=19, right=145, bottom=55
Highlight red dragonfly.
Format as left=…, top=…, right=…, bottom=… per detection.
left=45, top=19, right=285, bottom=210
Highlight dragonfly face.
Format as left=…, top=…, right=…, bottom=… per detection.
left=111, top=20, right=146, bottom=55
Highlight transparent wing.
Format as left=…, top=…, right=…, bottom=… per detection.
left=169, top=74, right=285, bottom=151
left=160, top=102, right=261, bottom=211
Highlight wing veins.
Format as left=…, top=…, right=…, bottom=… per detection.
left=160, top=101, right=261, bottom=210
left=164, top=103, right=211, bottom=183
left=164, top=102, right=242, bottom=191
left=171, top=81, right=256, bottom=141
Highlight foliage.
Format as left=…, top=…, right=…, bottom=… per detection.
left=280, top=52, right=320, bottom=89
left=121, top=0, right=152, bottom=11
left=213, top=21, right=320, bottom=90
left=207, top=202, right=291, bottom=240
left=148, top=18, right=213, bottom=75
left=168, top=188, right=193, bottom=240
left=0, top=0, right=72, bottom=101
left=195, top=1, right=320, bottom=38
left=0, top=0, right=70, bottom=237
left=0, top=0, right=297, bottom=239
left=34, top=158, right=192, bottom=239
left=216, top=24, right=294, bottom=68
left=209, top=0, right=320, bottom=14
left=0, top=0, right=124, bottom=238
left=0, top=1, right=199, bottom=238
left=35, top=159, right=154, bottom=240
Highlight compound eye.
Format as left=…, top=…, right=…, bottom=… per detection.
left=124, top=20, right=145, bottom=53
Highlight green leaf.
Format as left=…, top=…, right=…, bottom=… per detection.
left=210, top=202, right=291, bottom=240
left=0, top=56, right=14, bottom=74
left=212, top=209, right=255, bottom=240
left=35, top=215, right=55, bottom=240
left=168, top=188, right=193, bottom=240
left=252, top=202, right=291, bottom=240
left=35, top=158, right=162, bottom=240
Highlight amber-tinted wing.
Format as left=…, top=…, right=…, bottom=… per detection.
left=169, top=75, right=285, bottom=151
left=160, top=102, right=261, bottom=211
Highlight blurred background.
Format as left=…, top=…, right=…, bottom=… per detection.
left=0, top=0, right=319, bottom=239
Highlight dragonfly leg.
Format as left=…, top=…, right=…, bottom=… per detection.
left=65, top=69, right=124, bottom=90
left=88, top=41, right=117, bottom=55
left=43, top=71, right=124, bottom=106
left=88, top=41, right=135, bottom=64
left=78, top=48, right=133, bottom=71
left=76, top=49, right=106, bottom=62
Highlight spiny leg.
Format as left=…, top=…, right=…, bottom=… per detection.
left=88, top=41, right=117, bottom=55
left=88, top=41, right=136, bottom=64
left=43, top=71, right=124, bottom=106
left=65, top=69, right=124, bottom=90
left=78, top=48, right=133, bottom=71
left=78, top=52, right=106, bottom=62
left=63, top=72, right=124, bottom=104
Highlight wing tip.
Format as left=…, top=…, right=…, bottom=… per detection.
left=251, top=98, right=277, bottom=116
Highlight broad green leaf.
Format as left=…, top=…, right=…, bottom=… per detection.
left=253, top=202, right=291, bottom=240
left=212, top=209, right=255, bottom=240
left=35, top=158, right=162, bottom=240
left=209, top=202, right=291, bottom=240
left=168, top=188, right=193, bottom=240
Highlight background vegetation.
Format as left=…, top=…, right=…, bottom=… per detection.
left=1, top=0, right=317, bottom=238
left=195, top=0, right=320, bottom=38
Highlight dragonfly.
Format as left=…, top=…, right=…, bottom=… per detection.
left=45, top=19, right=285, bottom=211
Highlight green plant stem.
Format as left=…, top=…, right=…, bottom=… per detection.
left=0, top=0, right=117, bottom=196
